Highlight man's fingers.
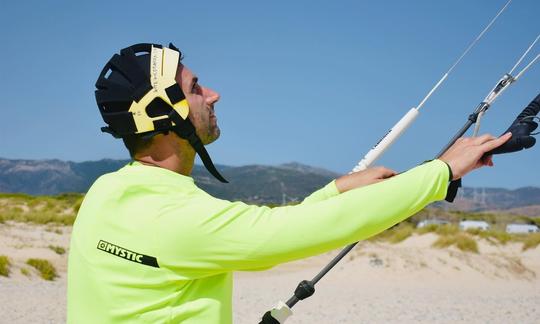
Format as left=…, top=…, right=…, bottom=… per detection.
left=473, top=133, right=497, bottom=145
left=480, top=132, right=512, bottom=152
left=378, top=168, right=397, bottom=179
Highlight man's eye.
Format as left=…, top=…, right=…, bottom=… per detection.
left=192, top=83, right=200, bottom=93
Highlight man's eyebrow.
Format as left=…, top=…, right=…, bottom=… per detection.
left=191, top=76, right=198, bottom=86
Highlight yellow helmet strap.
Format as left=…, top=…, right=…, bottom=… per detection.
left=95, top=43, right=227, bottom=183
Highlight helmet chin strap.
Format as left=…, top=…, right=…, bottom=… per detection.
left=167, top=109, right=228, bottom=183
left=95, top=42, right=227, bottom=183
left=163, top=80, right=228, bottom=183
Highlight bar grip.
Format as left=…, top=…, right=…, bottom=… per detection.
left=486, top=92, right=540, bottom=155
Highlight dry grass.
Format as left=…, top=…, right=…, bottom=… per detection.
left=435, top=224, right=459, bottom=236
left=388, top=225, right=414, bottom=244
left=462, top=228, right=540, bottom=248
left=467, top=229, right=513, bottom=245
left=369, top=224, right=414, bottom=243
left=48, top=245, right=66, bottom=255
left=0, top=255, right=11, bottom=277
left=0, top=193, right=83, bottom=225
left=417, top=223, right=439, bottom=234
left=522, top=233, right=540, bottom=251
left=20, top=267, right=30, bottom=277
left=26, top=258, right=58, bottom=280
left=433, top=233, right=478, bottom=253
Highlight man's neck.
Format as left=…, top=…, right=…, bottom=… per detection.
left=135, top=156, right=194, bottom=176
left=135, top=139, right=196, bottom=176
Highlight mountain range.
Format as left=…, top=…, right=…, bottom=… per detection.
left=1, top=158, right=539, bottom=215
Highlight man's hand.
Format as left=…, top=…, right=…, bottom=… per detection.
left=439, top=132, right=512, bottom=180
left=336, top=167, right=397, bottom=194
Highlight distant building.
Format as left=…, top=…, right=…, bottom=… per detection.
left=417, top=219, right=450, bottom=228
left=506, top=224, right=539, bottom=234
left=459, top=220, right=490, bottom=231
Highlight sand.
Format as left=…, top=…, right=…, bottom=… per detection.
left=0, top=222, right=538, bottom=323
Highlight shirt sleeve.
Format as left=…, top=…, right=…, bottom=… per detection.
left=298, top=180, right=340, bottom=205
left=156, top=159, right=449, bottom=277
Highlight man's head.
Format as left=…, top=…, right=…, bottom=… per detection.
left=122, top=63, right=221, bottom=158
left=95, top=43, right=227, bottom=182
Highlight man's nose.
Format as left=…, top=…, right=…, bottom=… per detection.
left=204, top=87, right=220, bottom=103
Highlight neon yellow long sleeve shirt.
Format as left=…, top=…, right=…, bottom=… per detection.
left=67, top=159, right=449, bottom=323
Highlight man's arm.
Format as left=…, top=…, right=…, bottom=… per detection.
left=300, top=166, right=397, bottom=205
left=157, top=160, right=449, bottom=276
left=298, top=181, right=340, bottom=205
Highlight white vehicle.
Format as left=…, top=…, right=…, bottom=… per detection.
left=506, top=224, right=539, bottom=234
left=459, top=220, right=490, bottom=231
left=417, top=219, right=450, bottom=228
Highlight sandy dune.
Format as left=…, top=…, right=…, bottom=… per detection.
left=0, top=222, right=538, bottom=323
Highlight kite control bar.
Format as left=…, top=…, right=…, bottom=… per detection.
left=259, top=1, right=540, bottom=322
left=259, top=92, right=539, bottom=324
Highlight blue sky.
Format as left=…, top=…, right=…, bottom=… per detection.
left=1, top=0, right=539, bottom=188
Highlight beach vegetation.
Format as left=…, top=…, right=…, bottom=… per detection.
left=0, top=255, right=11, bottom=277
left=368, top=223, right=413, bottom=243
left=455, top=234, right=479, bottom=253
left=432, top=235, right=454, bottom=249
left=388, top=224, right=414, bottom=243
left=20, top=267, right=30, bottom=277
left=48, top=245, right=66, bottom=255
left=26, top=258, right=58, bottom=280
left=435, top=224, right=459, bottom=236
left=0, top=193, right=83, bottom=225
left=433, top=233, right=478, bottom=253
left=466, top=229, right=513, bottom=245
left=522, top=233, right=540, bottom=251
left=417, top=223, right=439, bottom=234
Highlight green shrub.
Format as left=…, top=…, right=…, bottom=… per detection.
left=0, top=193, right=32, bottom=199
left=73, top=196, right=85, bottom=213
left=27, top=258, right=58, bottom=280
left=435, top=224, right=459, bottom=236
left=532, top=219, right=540, bottom=227
left=433, top=233, right=478, bottom=253
left=368, top=223, right=412, bottom=242
left=481, top=230, right=512, bottom=245
left=522, top=233, right=540, bottom=251
left=0, top=255, right=11, bottom=277
left=417, top=223, right=439, bottom=234
left=455, top=234, right=479, bottom=253
left=0, top=193, right=83, bottom=225
left=465, top=228, right=514, bottom=245
left=48, top=245, right=66, bottom=255
left=20, top=268, right=30, bottom=277
left=466, top=228, right=481, bottom=235
left=432, top=235, right=455, bottom=248
left=388, top=225, right=414, bottom=243
left=368, top=228, right=393, bottom=242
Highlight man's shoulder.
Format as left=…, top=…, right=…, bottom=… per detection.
left=86, top=163, right=205, bottom=200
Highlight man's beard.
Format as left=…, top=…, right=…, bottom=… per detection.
left=201, top=124, right=220, bottom=145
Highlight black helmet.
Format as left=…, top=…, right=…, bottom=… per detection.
left=95, top=43, right=227, bottom=183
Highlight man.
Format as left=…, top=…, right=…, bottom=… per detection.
left=67, top=43, right=511, bottom=323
